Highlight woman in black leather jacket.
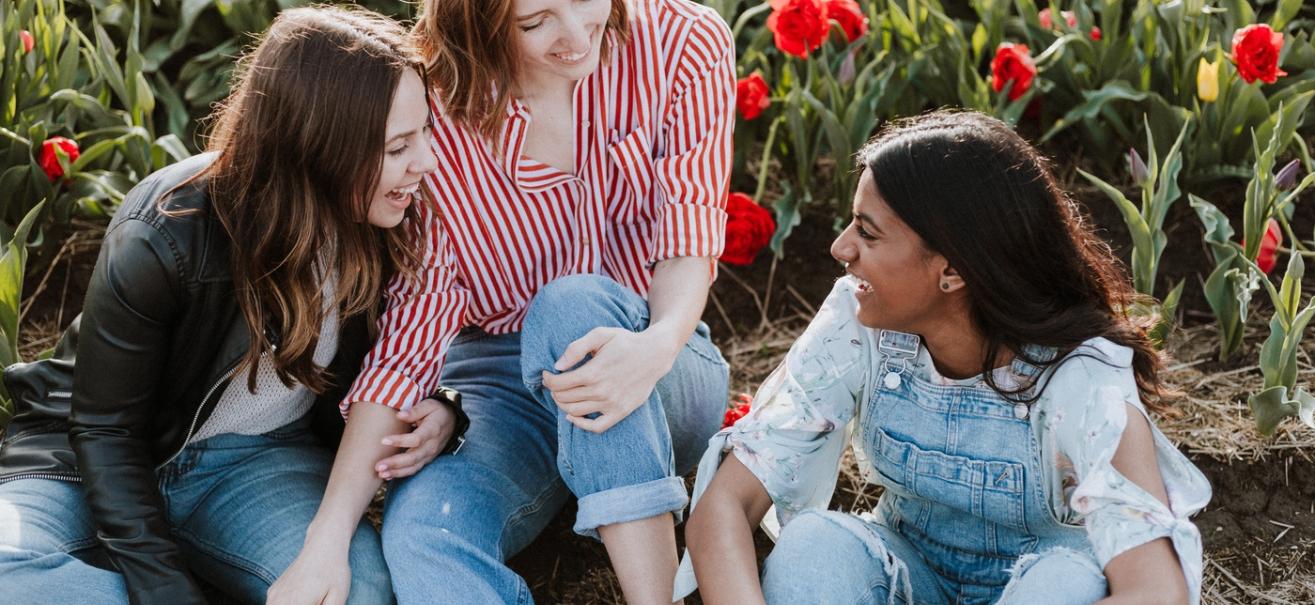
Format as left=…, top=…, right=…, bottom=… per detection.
left=0, top=7, right=458, bottom=604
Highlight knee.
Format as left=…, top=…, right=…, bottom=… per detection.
left=522, top=275, right=641, bottom=340
left=763, top=511, right=900, bottom=604
left=1000, top=547, right=1107, bottom=605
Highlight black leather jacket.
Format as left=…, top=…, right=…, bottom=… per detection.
left=0, top=153, right=373, bottom=603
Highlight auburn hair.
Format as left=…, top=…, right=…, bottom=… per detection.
left=413, top=0, right=630, bottom=141
left=166, top=6, right=426, bottom=393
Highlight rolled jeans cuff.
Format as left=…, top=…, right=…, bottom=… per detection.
left=573, top=476, right=689, bottom=540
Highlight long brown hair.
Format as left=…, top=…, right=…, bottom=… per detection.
left=860, top=110, right=1174, bottom=411
left=173, top=6, right=426, bottom=393
left=413, top=0, right=630, bottom=141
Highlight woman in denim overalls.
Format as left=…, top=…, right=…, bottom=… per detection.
left=679, top=111, right=1210, bottom=605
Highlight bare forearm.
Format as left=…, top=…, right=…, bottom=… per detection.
left=687, top=495, right=766, bottom=605
left=645, top=256, right=712, bottom=357
left=305, top=402, right=405, bottom=546
left=687, top=454, right=773, bottom=605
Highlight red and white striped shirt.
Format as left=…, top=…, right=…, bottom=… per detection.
left=342, top=0, right=735, bottom=412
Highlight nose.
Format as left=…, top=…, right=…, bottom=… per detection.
left=559, top=12, right=592, bottom=51
left=830, top=229, right=856, bottom=265
left=412, top=141, right=438, bottom=175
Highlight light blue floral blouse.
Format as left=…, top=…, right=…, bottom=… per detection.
left=675, top=277, right=1212, bottom=603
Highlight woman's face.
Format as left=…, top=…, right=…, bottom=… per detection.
left=831, top=169, right=951, bottom=331
left=513, top=0, right=611, bottom=85
left=368, top=69, right=438, bottom=229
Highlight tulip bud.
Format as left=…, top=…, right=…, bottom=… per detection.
left=1197, top=58, right=1219, bottom=103
left=19, top=30, right=34, bottom=54
left=1128, top=148, right=1149, bottom=186
left=1275, top=159, right=1301, bottom=191
left=837, top=51, right=857, bottom=85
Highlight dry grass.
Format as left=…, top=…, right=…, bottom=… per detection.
left=1156, top=320, right=1315, bottom=463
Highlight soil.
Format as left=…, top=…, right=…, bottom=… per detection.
left=1193, top=453, right=1315, bottom=586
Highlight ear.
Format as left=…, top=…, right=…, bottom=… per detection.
left=937, top=261, right=966, bottom=293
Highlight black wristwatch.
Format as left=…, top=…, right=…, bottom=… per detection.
left=432, top=386, right=470, bottom=455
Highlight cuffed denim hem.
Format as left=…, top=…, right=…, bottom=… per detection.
left=572, top=476, right=689, bottom=540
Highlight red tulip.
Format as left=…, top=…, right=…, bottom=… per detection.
left=721, top=192, right=775, bottom=266
left=1250, top=219, right=1283, bottom=274
left=722, top=393, right=753, bottom=429
left=824, top=0, right=868, bottom=44
left=991, top=43, right=1036, bottom=101
left=1231, top=24, right=1287, bottom=84
left=38, top=137, right=80, bottom=182
left=736, top=73, right=771, bottom=121
left=767, top=0, right=830, bottom=59
left=19, top=30, right=34, bottom=54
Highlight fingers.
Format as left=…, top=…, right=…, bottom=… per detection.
left=375, top=441, right=439, bottom=480
left=396, top=398, right=441, bottom=424
left=542, top=366, right=595, bottom=392
left=548, top=384, right=598, bottom=405
left=565, top=412, right=618, bottom=434
left=381, top=431, right=423, bottom=449
left=555, top=400, right=608, bottom=417
left=553, top=327, right=616, bottom=371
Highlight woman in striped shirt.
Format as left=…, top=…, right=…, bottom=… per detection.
left=275, top=0, right=736, bottom=603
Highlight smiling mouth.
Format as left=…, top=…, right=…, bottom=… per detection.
left=848, top=272, right=873, bottom=292
left=386, top=182, right=420, bottom=202
left=553, top=50, right=588, bottom=63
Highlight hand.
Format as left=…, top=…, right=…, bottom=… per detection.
left=541, top=327, right=677, bottom=433
left=267, top=545, right=350, bottom=605
left=374, top=397, right=455, bottom=480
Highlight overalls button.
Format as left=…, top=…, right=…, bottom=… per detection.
left=1013, top=404, right=1028, bottom=419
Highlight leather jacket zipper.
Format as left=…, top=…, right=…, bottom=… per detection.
left=4, top=471, right=80, bottom=482
left=155, top=361, right=239, bottom=471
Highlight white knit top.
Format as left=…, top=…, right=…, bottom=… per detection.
left=191, top=280, right=340, bottom=443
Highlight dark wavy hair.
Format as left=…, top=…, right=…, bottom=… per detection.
left=859, top=110, right=1172, bottom=411
left=166, top=6, right=426, bottom=394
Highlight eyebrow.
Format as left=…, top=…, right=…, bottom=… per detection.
left=386, top=120, right=433, bottom=145
left=517, top=10, right=550, bottom=20
left=854, top=211, right=883, bottom=235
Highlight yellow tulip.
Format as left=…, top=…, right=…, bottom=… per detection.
left=1197, top=58, right=1219, bottom=103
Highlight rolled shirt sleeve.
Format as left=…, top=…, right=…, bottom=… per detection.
left=649, top=10, right=735, bottom=275
left=341, top=196, right=470, bottom=415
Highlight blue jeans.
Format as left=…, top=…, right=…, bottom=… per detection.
left=0, top=415, right=392, bottom=605
left=382, top=274, right=729, bottom=604
left=761, top=339, right=1106, bottom=605
left=762, top=510, right=1107, bottom=605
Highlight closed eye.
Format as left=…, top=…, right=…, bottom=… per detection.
left=854, top=220, right=877, bottom=241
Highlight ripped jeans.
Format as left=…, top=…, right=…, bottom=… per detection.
left=762, top=338, right=1108, bottom=605
left=762, top=509, right=1107, bottom=605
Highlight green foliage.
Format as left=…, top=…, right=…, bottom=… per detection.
left=0, top=202, right=46, bottom=426
left=2, top=0, right=189, bottom=252
left=1078, top=117, right=1190, bottom=297
left=1248, top=252, right=1315, bottom=436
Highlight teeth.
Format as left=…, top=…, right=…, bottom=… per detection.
left=555, top=50, right=586, bottom=62
left=389, top=183, right=420, bottom=197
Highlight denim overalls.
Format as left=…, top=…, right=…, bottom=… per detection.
left=762, top=331, right=1109, bottom=605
